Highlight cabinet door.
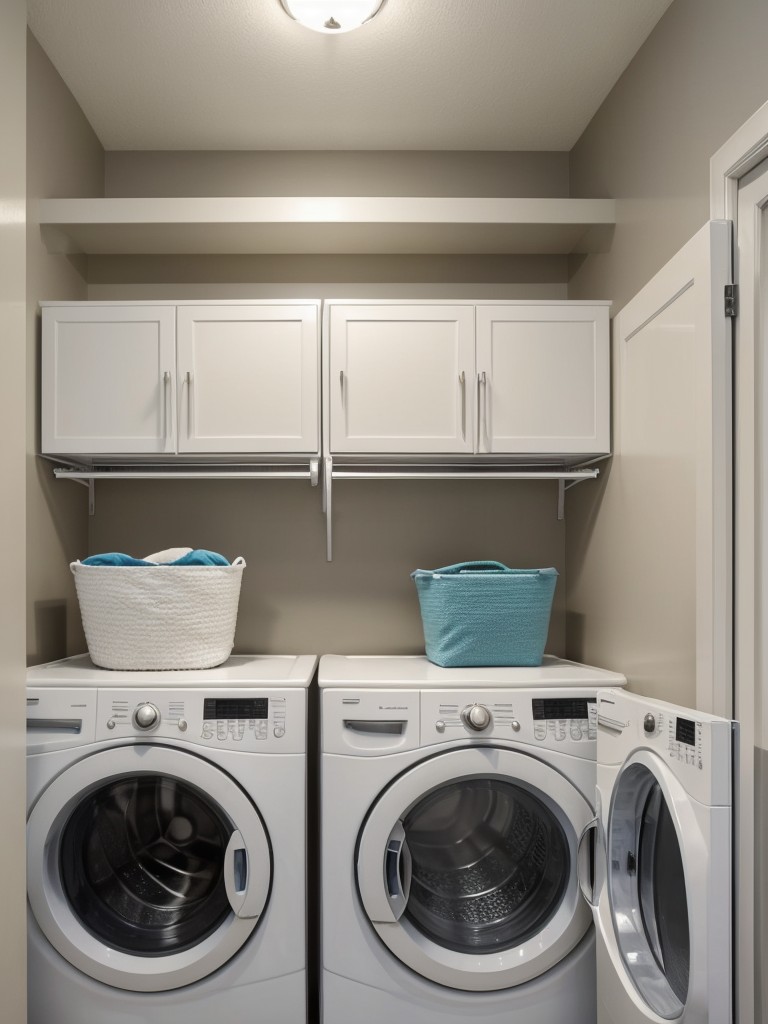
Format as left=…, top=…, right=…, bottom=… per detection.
left=328, top=304, right=475, bottom=454
left=176, top=305, right=319, bottom=454
left=475, top=304, right=610, bottom=455
left=41, top=305, right=176, bottom=455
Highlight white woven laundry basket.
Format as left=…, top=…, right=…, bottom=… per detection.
left=71, top=557, right=246, bottom=670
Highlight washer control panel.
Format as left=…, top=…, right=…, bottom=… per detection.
left=95, top=688, right=304, bottom=752
left=422, top=689, right=600, bottom=754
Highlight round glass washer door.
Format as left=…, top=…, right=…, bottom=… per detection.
left=356, top=746, right=593, bottom=991
left=27, top=745, right=272, bottom=992
left=607, top=753, right=691, bottom=1019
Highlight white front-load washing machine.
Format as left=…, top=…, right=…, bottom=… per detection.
left=318, top=654, right=627, bottom=1024
left=26, top=653, right=316, bottom=1024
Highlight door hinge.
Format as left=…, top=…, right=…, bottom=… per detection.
left=724, top=284, right=738, bottom=318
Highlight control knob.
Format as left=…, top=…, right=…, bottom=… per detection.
left=133, top=703, right=160, bottom=730
left=461, top=703, right=492, bottom=732
left=643, top=713, right=656, bottom=734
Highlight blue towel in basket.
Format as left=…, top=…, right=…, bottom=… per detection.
left=82, top=549, right=230, bottom=567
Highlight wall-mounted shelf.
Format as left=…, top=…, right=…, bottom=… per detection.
left=47, top=458, right=321, bottom=515
left=321, top=457, right=606, bottom=561
left=39, top=196, right=616, bottom=256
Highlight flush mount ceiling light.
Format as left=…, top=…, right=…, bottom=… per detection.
left=279, top=0, right=387, bottom=33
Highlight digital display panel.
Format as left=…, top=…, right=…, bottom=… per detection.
left=675, top=716, right=696, bottom=746
left=532, top=697, right=596, bottom=721
left=203, top=698, right=268, bottom=721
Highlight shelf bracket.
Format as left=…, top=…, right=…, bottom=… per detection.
left=68, top=476, right=96, bottom=515
left=557, top=479, right=565, bottom=521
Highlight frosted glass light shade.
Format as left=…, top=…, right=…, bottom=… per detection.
left=280, top=0, right=386, bottom=33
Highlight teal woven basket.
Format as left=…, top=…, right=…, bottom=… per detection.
left=411, top=561, right=558, bottom=668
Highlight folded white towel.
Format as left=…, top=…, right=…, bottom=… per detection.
left=142, top=547, right=193, bottom=564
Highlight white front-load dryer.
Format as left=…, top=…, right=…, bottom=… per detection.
left=26, top=653, right=316, bottom=1024
left=319, top=654, right=627, bottom=1024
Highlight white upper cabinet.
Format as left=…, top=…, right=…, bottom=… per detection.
left=326, top=301, right=610, bottom=458
left=328, top=304, right=475, bottom=454
left=176, top=305, right=319, bottom=454
left=42, top=302, right=320, bottom=457
left=475, top=304, right=610, bottom=455
left=41, top=305, right=177, bottom=455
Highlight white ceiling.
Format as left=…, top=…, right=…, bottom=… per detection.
left=27, top=0, right=675, bottom=152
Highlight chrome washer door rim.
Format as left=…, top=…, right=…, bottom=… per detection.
left=28, top=744, right=271, bottom=992
left=356, top=746, right=592, bottom=991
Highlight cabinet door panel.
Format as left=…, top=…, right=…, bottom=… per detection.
left=476, top=305, right=610, bottom=455
left=177, top=305, right=319, bottom=453
left=329, top=305, right=474, bottom=453
left=41, top=306, right=176, bottom=454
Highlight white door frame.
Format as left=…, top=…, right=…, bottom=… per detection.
left=711, top=99, right=768, bottom=222
left=710, top=100, right=768, bottom=1024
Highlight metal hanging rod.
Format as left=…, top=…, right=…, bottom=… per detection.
left=54, top=468, right=315, bottom=480
left=330, top=468, right=600, bottom=481
left=52, top=458, right=321, bottom=515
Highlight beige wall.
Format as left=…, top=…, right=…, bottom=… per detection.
left=0, top=2, right=27, bottom=1020
left=104, top=149, right=569, bottom=199
left=26, top=31, right=104, bottom=664
left=569, top=0, right=768, bottom=313
left=89, top=479, right=567, bottom=657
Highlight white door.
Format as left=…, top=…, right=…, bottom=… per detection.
left=327, top=303, right=475, bottom=454
left=176, top=304, right=319, bottom=453
left=610, top=220, right=732, bottom=716
left=475, top=303, right=610, bottom=455
left=27, top=744, right=272, bottom=992
left=355, top=746, right=593, bottom=992
left=588, top=690, right=732, bottom=1024
left=41, top=304, right=177, bottom=455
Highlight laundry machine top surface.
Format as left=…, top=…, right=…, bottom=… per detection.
left=318, top=654, right=626, bottom=689
left=26, top=653, right=318, bottom=687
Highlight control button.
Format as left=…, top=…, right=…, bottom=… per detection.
left=274, top=727, right=285, bottom=738
left=534, top=724, right=546, bottom=741
left=644, top=713, right=656, bottom=734
left=107, top=718, right=116, bottom=730
left=133, top=703, right=160, bottom=730
left=435, top=720, right=446, bottom=733
left=217, top=723, right=227, bottom=741
left=202, top=725, right=214, bottom=740
left=555, top=722, right=566, bottom=741
left=570, top=723, right=583, bottom=740
left=510, top=720, right=521, bottom=732
left=178, top=719, right=188, bottom=732
left=461, top=704, right=492, bottom=731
